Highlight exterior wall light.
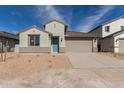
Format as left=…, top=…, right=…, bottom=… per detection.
left=61, top=38, right=63, bottom=42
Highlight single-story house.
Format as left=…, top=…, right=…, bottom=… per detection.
left=0, top=31, right=19, bottom=52
left=15, top=20, right=98, bottom=53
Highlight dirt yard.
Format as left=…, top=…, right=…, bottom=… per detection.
left=1, top=52, right=124, bottom=87
left=0, top=53, right=72, bottom=80
left=97, top=52, right=124, bottom=60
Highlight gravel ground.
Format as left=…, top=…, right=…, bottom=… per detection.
left=0, top=69, right=108, bottom=88
left=1, top=68, right=124, bottom=88
left=97, top=52, right=124, bottom=60
left=0, top=53, right=71, bottom=80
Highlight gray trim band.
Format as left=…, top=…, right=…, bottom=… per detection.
left=19, top=47, right=51, bottom=53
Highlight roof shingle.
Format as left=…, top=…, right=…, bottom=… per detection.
left=65, top=31, right=98, bottom=38
left=0, top=31, right=19, bottom=40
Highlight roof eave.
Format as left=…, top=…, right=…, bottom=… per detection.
left=18, top=26, right=52, bottom=35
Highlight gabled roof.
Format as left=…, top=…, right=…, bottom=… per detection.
left=0, top=31, right=19, bottom=40
left=17, top=25, right=52, bottom=35
left=88, top=25, right=102, bottom=33
left=102, top=15, right=124, bottom=26
left=89, top=15, right=124, bottom=33
left=113, top=30, right=124, bottom=37
left=102, top=30, right=124, bottom=38
left=44, top=19, right=67, bottom=26
left=65, top=31, right=98, bottom=38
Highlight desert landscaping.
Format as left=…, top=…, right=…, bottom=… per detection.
left=0, top=52, right=124, bottom=87
left=98, top=52, right=124, bottom=61
left=0, top=53, right=72, bottom=80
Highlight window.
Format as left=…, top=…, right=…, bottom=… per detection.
left=28, top=35, right=40, bottom=46
left=105, top=26, right=110, bottom=32
left=121, top=26, right=124, bottom=30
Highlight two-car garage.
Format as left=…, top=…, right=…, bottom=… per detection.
left=65, top=37, right=93, bottom=53
left=65, top=31, right=97, bottom=53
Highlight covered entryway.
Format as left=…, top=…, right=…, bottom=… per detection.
left=52, top=37, right=59, bottom=53
left=119, top=38, right=124, bottom=54
left=65, top=38, right=93, bottom=53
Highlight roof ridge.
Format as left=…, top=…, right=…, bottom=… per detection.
left=67, top=31, right=88, bottom=33
left=44, top=19, right=67, bottom=26
left=18, top=25, right=52, bottom=35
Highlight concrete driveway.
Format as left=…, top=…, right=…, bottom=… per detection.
left=64, top=53, right=124, bottom=87
left=67, top=53, right=124, bottom=69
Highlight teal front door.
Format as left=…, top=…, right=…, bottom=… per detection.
left=52, top=37, right=59, bottom=52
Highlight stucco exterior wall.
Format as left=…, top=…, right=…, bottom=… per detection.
left=99, top=36, right=114, bottom=52
left=19, top=28, right=50, bottom=48
left=102, top=18, right=124, bottom=37
left=114, top=33, right=124, bottom=53
left=45, top=21, right=65, bottom=48
left=88, top=27, right=102, bottom=52
left=89, top=26, right=102, bottom=37
left=92, top=38, right=98, bottom=52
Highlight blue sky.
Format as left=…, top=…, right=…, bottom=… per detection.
left=0, top=5, right=124, bottom=33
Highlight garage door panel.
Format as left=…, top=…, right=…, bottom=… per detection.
left=66, top=40, right=92, bottom=53
left=119, top=39, right=124, bottom=53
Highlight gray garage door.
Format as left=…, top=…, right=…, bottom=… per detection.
left=66, top=40, right=93, bottom=52
left=119, top=39, right=124, bottom=53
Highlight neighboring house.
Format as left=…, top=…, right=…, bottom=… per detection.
left=0, top=31, right=19, bottom=52
left=89, top=15, right=124, bottom=54
left=15, top=20, right=98, bottom=53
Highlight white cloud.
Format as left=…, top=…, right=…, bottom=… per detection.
left=76, top=6, right=116, bottom=32
left=35, top=5, right=74, bottom=30
left=36, top=5, right=63, bottom=22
